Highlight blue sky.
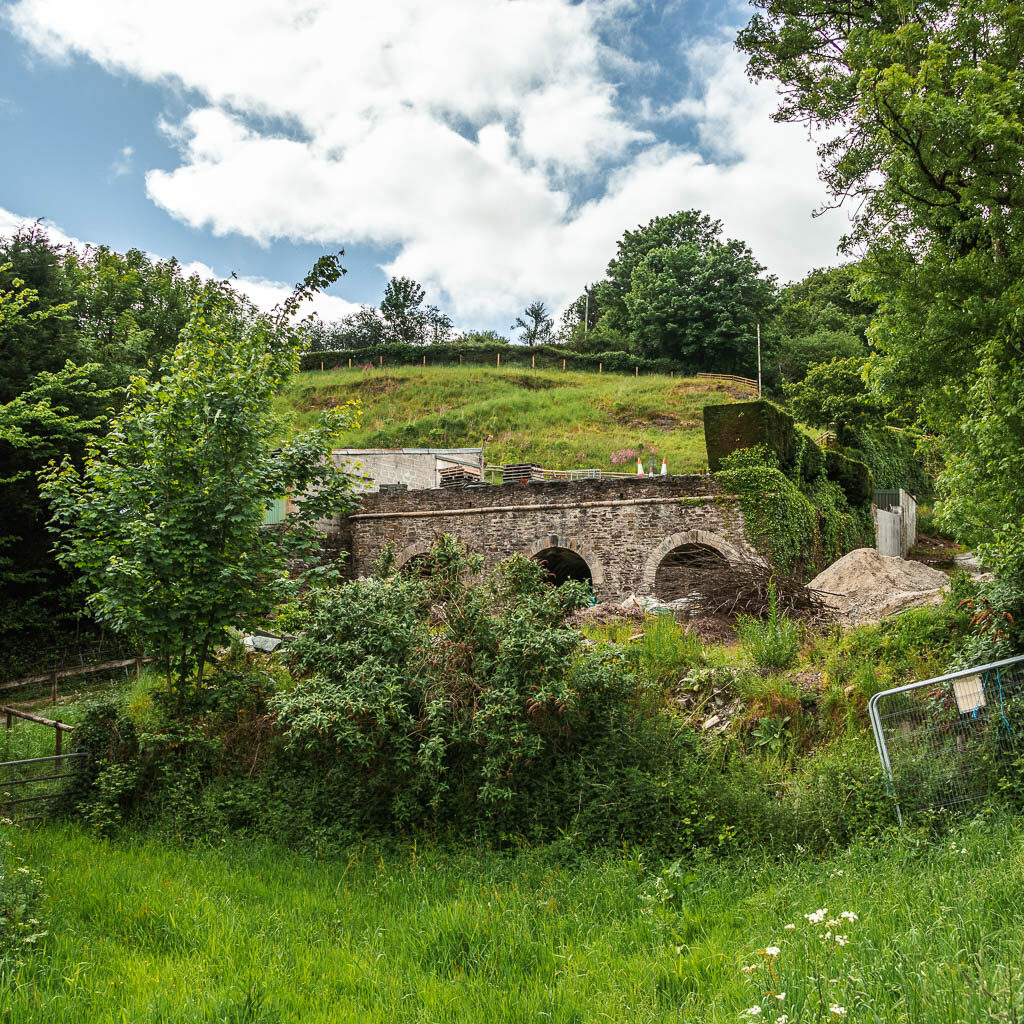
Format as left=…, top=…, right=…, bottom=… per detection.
left=0, top=1, right=847, bottom=331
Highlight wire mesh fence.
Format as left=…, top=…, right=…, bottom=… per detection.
left=869, top=654, right=1024, bottom=823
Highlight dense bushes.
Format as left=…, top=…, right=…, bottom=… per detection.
left=68, top=537, right=999, bottom=859
left=300, top=342, right=682, bottom=375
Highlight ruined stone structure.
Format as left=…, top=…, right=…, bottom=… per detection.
left=327, top=475, right=756, bottom=602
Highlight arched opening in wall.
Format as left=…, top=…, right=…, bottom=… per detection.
left=533, top=547, right=593, bottom=590
left=654, top=543, right=727, bottom=603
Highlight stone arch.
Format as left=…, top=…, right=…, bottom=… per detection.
left=394, top=541, right=431, bottom=570
left=524, top=534, right=605, bottom=589
left=640, top=530, right=742, bottom=598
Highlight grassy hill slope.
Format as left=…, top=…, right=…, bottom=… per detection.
left=275, top=365, right=750, bottom=473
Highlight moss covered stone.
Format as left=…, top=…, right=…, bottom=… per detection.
left=704, top=400, right=799, bottom=474
left=824, top=449, right=875, bottom=506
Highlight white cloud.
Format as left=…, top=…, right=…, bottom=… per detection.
left=8, top=1, right=846, bottom=320
left=109, top=144, right=134, bottom=178
left=0, top=206, right=359, bottom=321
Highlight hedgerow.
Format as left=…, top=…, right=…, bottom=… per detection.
left=300, top=342, right=683, bottom=375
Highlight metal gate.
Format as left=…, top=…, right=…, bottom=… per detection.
left=869, top=654, right=1024, bottom=824
left=0, top=752, right=86, bottom=822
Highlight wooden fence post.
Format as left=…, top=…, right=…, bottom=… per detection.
left=599, top=362, right=602, bottom=374
left=459, top=354, right=463, bottom=365
left=379, top=355, right=383, bottom=368
left=349, top=357, right=352, bottom=368
left=422, top=354, right=426, bottom=367
left=55, top=727, right=62, bottom=757
left=497, top=353, right=501, bottom=369
left=320, top=361, right=324, bottom=372
left=562, top=358, right=566, bottom=371
left=531, top=354, right=535, bottom=369
left=635, top=366, right=639, bottom=377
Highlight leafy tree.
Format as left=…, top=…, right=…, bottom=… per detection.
left=0, top=262, right=108, bottom=635
left=624, top=238, right=776, bottom=371
left=64, top=245, right=202, bottom=376
left=786, top=357, right=885, bottom=441
left=0, top=227, right=82, bottom=402
left=40, top=258, right=360, bottom=694
left=738, top=0, right=1024, bottom=592
left=512, top=301, right=554, bottom=346
left=380, top=275, right=429, bottom=345
left=603, top=211, right=722, bottom=333
left=424, top=304, right=454, bottom=344
left=768, top=266, right=876, bottom=345
left=770, top=328, right=866, bottom=386
left=558, top=284, right=604, bottom=348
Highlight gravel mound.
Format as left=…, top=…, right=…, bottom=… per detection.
left=809, top=547, right=950, bottom=626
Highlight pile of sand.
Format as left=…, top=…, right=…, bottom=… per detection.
left=809, top=547, right=950, bottom=626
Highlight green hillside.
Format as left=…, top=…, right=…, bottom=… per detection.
left=275, top=365, right=751, bottom=473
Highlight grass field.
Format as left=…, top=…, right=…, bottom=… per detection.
left=273, top=366, right=750, bottom=472
left=5, top=813, right=1024, bottom=1023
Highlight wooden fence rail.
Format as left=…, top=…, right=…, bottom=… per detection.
left=0, top=655, right=154, bottom=703
left=696, top=372, right=759, bottom=394
left=2, top=705, right=75, bottom=756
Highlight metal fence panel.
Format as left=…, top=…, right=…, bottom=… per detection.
left=0, top=752, right=86, bottom=821
left=869, top=654, right=1024, bottom=823
left=876, top=508, right=902, bottom=556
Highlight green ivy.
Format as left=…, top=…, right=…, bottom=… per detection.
left=716, top=443, right=874, bottom=578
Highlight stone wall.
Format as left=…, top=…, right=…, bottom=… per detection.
left=326, top=475, right=756, bottom=602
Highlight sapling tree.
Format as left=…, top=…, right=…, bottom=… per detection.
left=39, top=256, right=360, bottom=694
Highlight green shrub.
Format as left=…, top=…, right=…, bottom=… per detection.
left=735, top=582, right=801, bottom=670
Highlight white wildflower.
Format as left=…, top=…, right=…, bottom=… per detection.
left=743, top=1006, right=763, bottom=1017
left=826, top=919, right=840, bottom=928
left=784, top=923, right=795, bottom=931
left=840, top=911, right=857, bottom=922
left=742, top=965, right=758, bottom=974
left=777, top=1016, right=789, bottom=1024
left=16, top=866, right=30, bottom=874
left=835, top=935, right=849, bottom=947
left=775, top=992, right=786, bottom=1000
left=805, top=908, right=828, bottom=924
left=829, top=1005, right=847, bottom=1016
left=764, top=946, right=781, bottom=957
